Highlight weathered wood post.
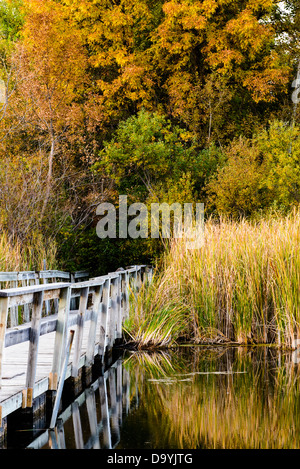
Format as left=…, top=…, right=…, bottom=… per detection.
left=49, top=418, right=66, bottom=449
left=0, top=296, right=9, bottom=388
left=121, top=271, right=130, bottom=321
left=20, top=273, right=31, bottom=323
left=10, top=280, right=18, bottom=327
left=116, top=274, right=122, bottom=341
left=109, top=276, right=119, bottom=349
left=42, top=260, right=50, bottom=316
left=70, top=272, right=76, bottom=311
left=50, top=329, right=75, bottom=429
left=99, top=277, right=111, bottom=359
left=71, top=286, right=89, bottom=378
left=22, top=291, right=45, bottom=408
left=49, top=286, right=71, bottom=391
left=145, top=265, right=153, bottom=284
left=85, top=283, right=103, bottom=368
left=136, top=266, right=142, bottom=292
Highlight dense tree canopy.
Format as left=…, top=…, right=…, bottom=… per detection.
left=0, top=0, right=298, bottom=273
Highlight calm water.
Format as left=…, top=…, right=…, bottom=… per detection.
left=16, top=346, right=300, bottom=449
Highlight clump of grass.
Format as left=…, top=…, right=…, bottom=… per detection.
left=126, top=209, right=300, bottom=349
left=123, top=275, right=191, bottom=349
left=0, top=230, right=57, bottom=272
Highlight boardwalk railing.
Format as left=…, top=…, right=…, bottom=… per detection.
left=0, top=265, right=152, bottom=427
left=0, top=269, right=89, bottom=327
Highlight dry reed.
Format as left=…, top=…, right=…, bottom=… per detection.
left=126, top=209, right=300, bottom=349
left=0, top=231, right=57, bottom=272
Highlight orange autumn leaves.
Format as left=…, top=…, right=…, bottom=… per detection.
left=17, top=0, right=289, bottom=130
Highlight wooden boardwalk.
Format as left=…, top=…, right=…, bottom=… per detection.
left=0, top=265, right=152, bottom=438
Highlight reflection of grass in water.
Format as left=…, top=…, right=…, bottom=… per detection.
left=123, top=350, right=177, bottom=380
left=124, top=347, right=300, bottom=449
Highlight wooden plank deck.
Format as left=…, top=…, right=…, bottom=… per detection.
left=0, top=313, right=101, bottom=420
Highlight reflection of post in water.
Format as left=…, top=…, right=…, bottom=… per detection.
left=99, top=375, right=112, bottom=449
left=48, top=419, right=66, bottom=449
left=72, top=401, right=84, bottom=449
left=27, top=358, right=133, bottom=449
left=86, top=388, right=101, bottom=449
left=117, top=360, right=123, bottom=428
left=122, top=367, right=130, bottom=416
left=108, top=365, right=120, bottom=445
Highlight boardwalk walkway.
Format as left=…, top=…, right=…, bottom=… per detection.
left=0, top=265, right=152, bottom=440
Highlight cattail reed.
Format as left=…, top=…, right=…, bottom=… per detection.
left=126, top=209, right=300, bottom=349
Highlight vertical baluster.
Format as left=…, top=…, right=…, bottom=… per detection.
left=42, top=261, right=50, bottom=316
left=50, top=286, right=71, bottom=390
left=71, top=286, right=89, bottom=378
left=122, top=271, right=130, bottom=321
left=86, top=284, right=102, bottom=367
left=0, top=296, right=9, bottom=388
left=21, top=276, right=30, bottom=323
left=146, top=265, right=153, bottom=284
left=110, top=277, right=119, bottom=348
left=116, top=275, right=122, bottom=340
left=136, top=266, right=142, bottom=292
left=70, top=272, right=76, bottom=311
left=99, top=278, right=111, bottom=357
left=22, top=290, right=44, bottom=408
left=49, top=422, right=66, bottom=449
left=53, top=276, right=59, bottom=315
left=109, top=279, right=115, bottom=349
left=10, top=281, right=18, bottom=327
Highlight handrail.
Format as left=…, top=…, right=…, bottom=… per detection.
left=0, top=264, right=152, bottom=419
left=0, top=269, right=89, bottom=327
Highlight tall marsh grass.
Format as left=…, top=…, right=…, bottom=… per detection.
left=126, top=210, right=300, bottom=349
left=0, top=231, right=57, bottom=272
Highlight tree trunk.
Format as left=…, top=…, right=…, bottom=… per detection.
left=40, top=134, right=55, bottom=220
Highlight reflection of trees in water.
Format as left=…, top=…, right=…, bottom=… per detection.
left=125, top=346, right=300, bottom=449
left=27, top=346, right=300, bottom=449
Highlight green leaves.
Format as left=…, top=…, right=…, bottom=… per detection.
left=206, top=120, right=300, bottom=217
left=94, top=109, right=196, bottom=197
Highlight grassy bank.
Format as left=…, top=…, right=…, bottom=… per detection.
left=125, top=210, right=300, bottom=349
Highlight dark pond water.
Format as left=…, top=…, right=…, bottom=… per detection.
left=15, top=346, right=300, bottom=449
